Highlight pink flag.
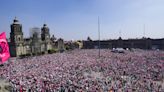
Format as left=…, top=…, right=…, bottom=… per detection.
left=20, top=85, right=23, bottom=92
left=0, top=32, right=10, bottom=64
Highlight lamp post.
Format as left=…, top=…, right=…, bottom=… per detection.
left=98, top=16, right=100, bottom=58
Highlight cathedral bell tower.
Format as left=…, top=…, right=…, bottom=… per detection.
left=10, top=17, right=25, bottom=57
left=41, top=24, right=51, bottom=52
left=41, top=24, right=50, bottom=41
left=10, top=17, right=24, bottom=43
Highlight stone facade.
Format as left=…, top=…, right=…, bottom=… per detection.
left=83, top=37, right=164, bottom=50
left=57, top=38, right=64, bottom=52
left=9, top=18, right=52, bottom=57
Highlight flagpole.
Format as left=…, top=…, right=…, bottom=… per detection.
left=98, top=16, right=100, bottom=58
left=119, top=29, right=122, bottom=38
left=143, top=24, right=145, bottom=38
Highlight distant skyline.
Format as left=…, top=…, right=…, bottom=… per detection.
left=0, top=0, right=164, bottom=40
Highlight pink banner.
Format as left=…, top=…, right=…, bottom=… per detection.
left=0, top=32, right=10, bottom=64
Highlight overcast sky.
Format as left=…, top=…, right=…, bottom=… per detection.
left=0, top=0, right=164, bottom=40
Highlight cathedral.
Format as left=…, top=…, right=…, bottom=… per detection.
left=9, top=18, right=53, bottom=57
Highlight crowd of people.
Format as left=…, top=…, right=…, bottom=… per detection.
left=0, top=49, right=164, bottom=92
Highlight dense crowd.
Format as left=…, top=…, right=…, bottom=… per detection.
left=0, top=49, right=164, bottom=92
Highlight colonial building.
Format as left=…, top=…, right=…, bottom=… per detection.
left=83, top=37, right=164, bottom=50
left=9, top=18, right=53, bottom=57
